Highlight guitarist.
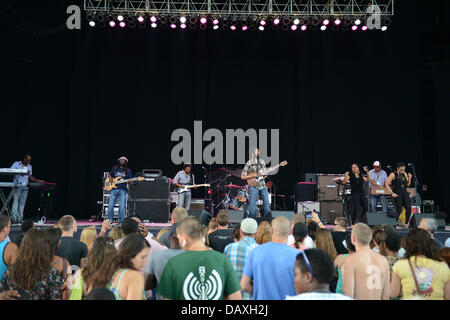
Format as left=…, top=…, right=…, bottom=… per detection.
left=107, top=156, right=133, bottom=222
left=173, top=163, right=196, bottom=210
left=241, top=148, right=271, bottom=219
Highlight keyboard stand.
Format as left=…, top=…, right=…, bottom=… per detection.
left=0, top=186, right=16, bottom=216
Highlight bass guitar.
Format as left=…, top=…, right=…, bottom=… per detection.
left=104, top=176, right=145, bottom=191
left=177, top=184, right=210, bottom=194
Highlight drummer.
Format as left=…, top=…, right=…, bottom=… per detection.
left=368, top=161, right=388, bottom=213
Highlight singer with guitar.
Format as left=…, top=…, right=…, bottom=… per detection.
left=384, top=162, right=413, bottom=228
left=173, top=163, right=197, bottom=210
left=107, top=156, right=133, bottom=223
left=241, top=148, right=288, bottom=219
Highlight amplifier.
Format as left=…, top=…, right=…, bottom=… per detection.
left=317, top=174, right=344, bottom=201
left=129, top=177, right=170, bottom=200
left=295, top=182, right=317, bottom=202
left=127, top=200, right=170, bottom=223
left=319, top=201, right=344, bottom=224
left=190, top=199, right=205, bottom=210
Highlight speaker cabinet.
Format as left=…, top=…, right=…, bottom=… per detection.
left=367, top=212, right=397, bottom=227
left=295, top=182, right=317, bottom=202
left=317, top=174, right=343, bottom=201
left=130, top=178, right=170, bottom=200
left=127, top=200, right=170, bottom=222
left=319, top=201, right=344, bottom=224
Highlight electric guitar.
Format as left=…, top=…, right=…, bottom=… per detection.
left=104, top=176, right=145, bottom=191
left=177, top=184, right=210, bottom=194
left=246, top=161, right=288, bottom=187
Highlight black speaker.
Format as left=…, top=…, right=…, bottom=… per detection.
left=188, top=209, right=211, bottom=226
left=320, top=201, right=344, bottom=224
left=367, top=212, right=397, bottom=227
left=228, top=210, right=245, bottom=225
left=413, top=214, right=446, bottom=230
left=127, top=200, right=169, bottom=222
left=295, top=182, right=317, bottom=202
left=130, top=178, right=170, bottom=200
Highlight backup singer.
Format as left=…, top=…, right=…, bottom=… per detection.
left=173, top=163, right=196, bottom=210
left=10, top=153, right=45, bottom=224
left=241, top=148, right=271, bottom=218
left=385, top=162, right=413, bottom=228
left=341, top=164, right=369, bottom=224
left=107, top=156, right=133, bottom=223
left=368, top=161, right=389, bottom=213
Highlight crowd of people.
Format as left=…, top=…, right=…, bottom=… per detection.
left=0, top=209, right=449, bottom=300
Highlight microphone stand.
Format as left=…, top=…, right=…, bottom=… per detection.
left=409, top=164, right=420, bottom=188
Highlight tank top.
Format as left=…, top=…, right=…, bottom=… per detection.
left=336, top=254, right=348, bottom=294
left=392, top=172, right=407, bottom=194
left=107, top=269, right=147, bottom=300
left=0, top=239, right=10, bottom=281
left=349, top=173, right=364, bottom=194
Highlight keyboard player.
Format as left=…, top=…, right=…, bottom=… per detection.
left=10, top=154, right=45, bottom=224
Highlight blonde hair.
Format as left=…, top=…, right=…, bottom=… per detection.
left=314, top=229, right=337, bottom=261
left=352, top=223, right=373, bottom=246
left=255, top=221, right=271, bottom=244
left=156, top=228, right=170, bottom=240
left=109, top=225, right=124, bottom=241
left=172, top=207, right=188, bottom=222
left=271, top=216, right=291, bottom=237
left=58, top=215, right=76, bottom=232
left=80, top=226, right=97, bottom=249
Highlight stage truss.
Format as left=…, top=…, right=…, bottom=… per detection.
left=84, top=0, right=394, bottom=21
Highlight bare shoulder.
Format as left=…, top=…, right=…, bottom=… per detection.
left=334, top=254, right=345, bottom=267
left=5, top=241, right=19, bottom=253
left=124, top=270, right=145, bottom=282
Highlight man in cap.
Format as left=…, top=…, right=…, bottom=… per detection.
left=107, top=156, right=133, bottom=222
left=368, top=161, right=389, bottom=213
left=223, top=218, right=259, bottom=300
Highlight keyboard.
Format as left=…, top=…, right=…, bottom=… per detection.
left=0, top=168, right=28, bottom=175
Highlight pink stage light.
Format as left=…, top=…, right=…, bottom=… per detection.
left=180, top=17, right=187, bottom=23
left=213, top=19, right=219, bottom=25
left=150, top=16, right=157, bottom=23
left=137, top=16, right=144, bottom=23
left=362, top=25, right=368, bottom=31
left=109, top=21, right=116, bottom=27
left=230, top=25, right=236, bottom=30
left=200, top=17, right=207, bottom=24
left=334, top=19, right=341, bottom=25
left=170, top=24, right=177, bottom=29
left=151, top=23, right=157, bottom=28
left=260, top=20, right=266, bottom=26
left=273, top=18, right=280, bottom=25
left=301, top=25, right=307, bottom=31
left=258, top=26, right=264, bottom=31
left=352, top=25, right=358, bottom=31
left=242, top=25, right=248, bottom=31
left=320, top=25, right=326, bottom=31
left=291, top=25, right=298, bottom=31
left=323, top=19, right=330, bottom=26
left=181, top=23, right=187, bottom=29
left=213, top=25, right=219, bottom=30
left=119, top=21, right=126, bottom=28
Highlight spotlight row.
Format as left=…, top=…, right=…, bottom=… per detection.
left=87, top=15, right=389, bottom=31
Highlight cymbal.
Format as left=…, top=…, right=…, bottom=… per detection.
left=224, top=184, right=243, bottom=189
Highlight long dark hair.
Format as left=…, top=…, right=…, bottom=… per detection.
left=89, top=234, right=149, bottom=289
left=45, top=228, right=63, bottom=256
left=82, top=236, right=117, bottom=288
left=404, top=228, right=440, bottom=261
left=11, top=229, right=53, bottom=290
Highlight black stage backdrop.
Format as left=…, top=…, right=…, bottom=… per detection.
left=0, top=0, right=449, bottom=220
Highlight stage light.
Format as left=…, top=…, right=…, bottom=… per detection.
left=352, top=25, right=358, bottom=31
left=258, top=26, right=264, bottom=31
left=117, top=15, right=124, bottom=22
left=213, top=25, right=219, bottom=30
left=213, top=19, right=219, bottom=25
left=273, top=18, right=280, bottom=25
left=200, top=17, right=207, bottom=24
left=180, top=16, right=187, bottom=23
left=242, top=25, right=248, bottom=31
left=109, top=21, right=116, bottom=27
left=119, top=21, right=126, bottom=28
left=320, top=25, right=326, bottom=31
left=200, top=23, right=207, bottom=30
left=323, top=19, right=330, bottom=26
left=355, top=19, right=361, bottom=25
left=89, top=21, right=96, bottom=27
left=260, top=20, right=266, bottom=26
left=301, top=25, right=307, bottom=31
left=181, top=23, right=187, bottom=29
left=170, top=24, right=177, bottom=29
left=293, top=18, right=300, bottom=25
left=362, top=25, right=368, bottom=31
left=291, top=25, right=298, bottom=31
left=381, top=26, right=388, bottom=31
left=151, top=23, right=157, bottom=28
left=137, top=16, right=145, bottom=23
left=230, top=25, right=236, bottom=30
left=334, top=18, right=341, bottom=25
left=150, top=16, right=157, bottom=23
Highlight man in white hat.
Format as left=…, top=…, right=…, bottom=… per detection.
left=368, top=161, right=388, bottom=213
left=223, top=218, right=259, bottom=300
left=107, top=156, right=133, bottom=222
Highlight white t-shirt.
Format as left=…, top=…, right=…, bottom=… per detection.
left=287, top=234, right=315, bottom=249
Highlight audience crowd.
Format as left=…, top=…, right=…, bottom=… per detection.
left=0, top=210, right=449, bottom=300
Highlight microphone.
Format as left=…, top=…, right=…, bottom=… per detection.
left=408, top=163, right=414, bottom=167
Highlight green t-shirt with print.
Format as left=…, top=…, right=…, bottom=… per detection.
left=157, top=250, right=241, bottom=300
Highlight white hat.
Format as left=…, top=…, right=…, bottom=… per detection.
left=373, top=161, right=381, bottom=167
left=240, top=218, right=258, bottom=234
left=118, top=156, right=128, bottom=162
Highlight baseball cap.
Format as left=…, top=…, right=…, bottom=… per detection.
left=240, top=218, right=258, bottom=234
left=373, top=161, right=381, bottom=167
left=118, top=156, right=128, bottom=162
left=293, top=222, right=308, bottom=237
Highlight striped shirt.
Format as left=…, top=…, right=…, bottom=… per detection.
left=223, top=237, right=258, bottom=300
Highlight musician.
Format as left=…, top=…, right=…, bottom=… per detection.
left=368, top=161, right=389, bottom=213
left=341, top=164, right=369, bottom=224
left=10, top=154, right=45, bottom=224
left=385, top=162, right=413, bottom=228
left=107, top=156, right=133, bottom=223
left=173, top=163, right=196, bottom=210
left=241, top=148, right=271, bottom=218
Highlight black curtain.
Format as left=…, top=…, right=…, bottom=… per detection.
left=0, top=0, right=448, bottom=220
